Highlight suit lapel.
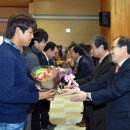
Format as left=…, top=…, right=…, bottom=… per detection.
left=94, top=54, right=111, bottom=77
left=110, top=58, right=130, bottom=86
left=73, top=57, right=82, bottom=74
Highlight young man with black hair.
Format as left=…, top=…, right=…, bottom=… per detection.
left=0, top=14, right=56, bottom=130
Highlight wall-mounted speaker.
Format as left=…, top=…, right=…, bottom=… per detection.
left=99, top=11, right=110, bottom=27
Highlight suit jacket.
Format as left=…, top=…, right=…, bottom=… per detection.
left=39, top=52, right=49, bottom=66
left=81, top=57, right=130, bottom=130
left=73, top=56, right=94, bottom=80
left=78, top=54, right=113, bottom=85
left=79, top=54, right=113, bottom=130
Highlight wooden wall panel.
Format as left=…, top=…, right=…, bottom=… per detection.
left=0, top=7, right=28, bottom=17
left=100, top=0, right=111, bottom=48
left=0, top=7, right=28, bottom=34
left=100, top=0, right=130, bottom=48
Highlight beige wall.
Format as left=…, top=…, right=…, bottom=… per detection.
left=32, top=0, right=99, bottom=15
left=36, top=20, right=99, bottom=46
left=30, top=0, right=100, bottom=47
left=0, top=0, right=100, bottom=47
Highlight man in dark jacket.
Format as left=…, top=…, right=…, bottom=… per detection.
left=38, top=41, right=57, bottom=130
left=63, top=36, right=130, bottom=130
left=72, top=35, right=114, bottom=130
left=71, top=45, right=94, bottom=80
left=71, top=45, right=95, bottom=127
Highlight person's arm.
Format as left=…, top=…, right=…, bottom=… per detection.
left=62, top=76, right=107, bottom=96
left=80, top=77, right=107, bottom=92
left=0, top=53, right=39, bottom=104
left=25, top=53, right=40, bottom=73
left=91, top=70, right=130, bottom=105
left=76, top=74, right=93, bottom=85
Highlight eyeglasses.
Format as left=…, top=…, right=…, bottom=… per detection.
left=111, top=45, right=120, bottom=50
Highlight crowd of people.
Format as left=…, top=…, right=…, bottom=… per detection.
left=0, top=13, right=130, bottom=130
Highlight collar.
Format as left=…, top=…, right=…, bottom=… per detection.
left=42, top=51, right=49, bottom=61
left=4, top=38, right=21, bottom=51
left=118, top=58, right=130, bottom=67
left=76, top=56, right=82, bottom=64
left=31, top=45, right=40, bottom=55
left=99, top=52, right=109, bottom=63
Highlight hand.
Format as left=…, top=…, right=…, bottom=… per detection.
left=70, top=91, right=87, bottom=102
left=39, top=89, right=57, bottom=100
left=62, top=87, right=79, bottom=96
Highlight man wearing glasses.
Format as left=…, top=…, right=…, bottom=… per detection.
left=63, top=36, right=130, bottom=130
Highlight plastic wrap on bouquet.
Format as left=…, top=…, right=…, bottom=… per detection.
left=31, top=66, right=72, bottom=91
left=31, top=66, right=60, bottom=91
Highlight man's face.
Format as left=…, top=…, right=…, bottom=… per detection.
left=19, top=27, right=34, bottom=47
left=36, top=40, right=46, bottom=52
left=71, top=47, right=78, bottom=61
left=48, top=47, right=57, bottom=59
left=111, top=38, right=123, bottom=64
left=54, top=47, right=59, bottom=60
left=91, top=43, right=101, bottom=58
left=111, top=38, right=129, bottom=64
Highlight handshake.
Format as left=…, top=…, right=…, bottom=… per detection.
left=37, top=82, right=91, bottom=102
left=62, top=85, right=90, bottom=102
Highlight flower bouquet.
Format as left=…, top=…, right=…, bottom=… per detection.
left=31, top=66, right=60, bottom=91
left=31, top=65, right=78, bottom=92
left=58, top=67, right=79, bottom=93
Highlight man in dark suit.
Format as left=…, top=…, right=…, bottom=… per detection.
left=76, top=35, right=114, bottom=130
left=38, top=41, right=57, bottom=130
left=71, top=45, right=94, bottom=80
left=71, top=45, right=94, bottom=127
left=63, top=36, right=130, bottom=130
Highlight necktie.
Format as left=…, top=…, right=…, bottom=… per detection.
left=115, top=64, right=120, bottom=73
left=73, top=63, right=78, bottom=74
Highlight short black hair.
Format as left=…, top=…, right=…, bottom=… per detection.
left=34, top=28, right=48, bottom=43
left=91, top=35, right=108, bottom=50
left=73, top=45, right=85, bottom=56
left=79, top=43, right=91, bottom=54
left=68, top=41, right=77, bottom=50
left=5, top=13, right=37, bottom=39
left=116, top=36, right=130, bottom=54
left=29, top=28, right=48, bottom=47
left=44, top=41, right=56, bottom=51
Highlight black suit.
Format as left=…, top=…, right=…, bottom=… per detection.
left=73, top=56, right=94, bottom=80
left=81, top=58, right=130, bottom=130
left=73, top=55, right=94, bottom=128
left=31, top=52, right=51, bottom=130
left=80, top=54, right=114, bottom=130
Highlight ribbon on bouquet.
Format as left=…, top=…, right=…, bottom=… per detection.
left=64, top=74, right=79, bottom=87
